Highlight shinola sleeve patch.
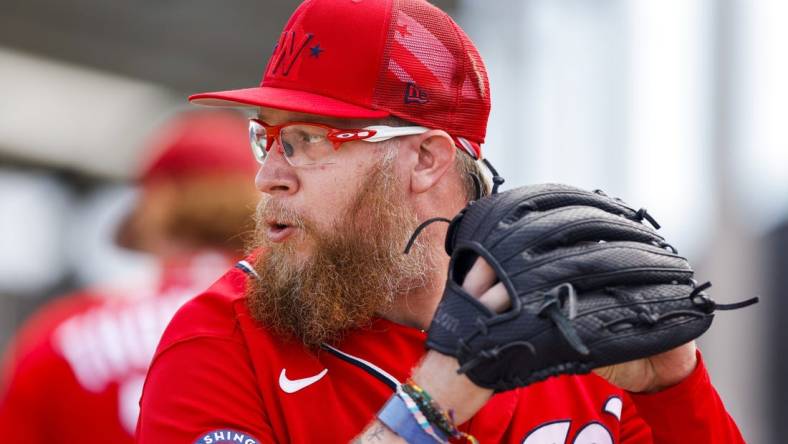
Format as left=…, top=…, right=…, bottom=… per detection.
left=193, top=429, right=261, bottom=444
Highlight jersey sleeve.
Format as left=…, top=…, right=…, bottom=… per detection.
left=136, top=335, right=273, bottom=443
left=136, top=263, right=275, bottom=443
left=0, top=339, right=59, bottom=443
left=616, top=391, right=653, bottom=443
left=625, top=350, right=745, bottom=443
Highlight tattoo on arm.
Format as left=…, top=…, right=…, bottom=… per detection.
left=368, top=425, right=385, bottom=441
left=351, top=421, right=403, bottom=443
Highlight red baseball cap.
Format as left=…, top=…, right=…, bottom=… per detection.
left=189, top=0, right=490, bottom=158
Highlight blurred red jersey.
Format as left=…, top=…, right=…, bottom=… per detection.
left=137, top=261, right=745, bottom=444
left=0, top=253, right=233, bottom=443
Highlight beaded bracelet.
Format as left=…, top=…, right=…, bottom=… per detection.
left=402, top=379, right=479, bottom=444
left=396, top=387, right=448, bottom=442
left=400, top=383, right=452, bottom=434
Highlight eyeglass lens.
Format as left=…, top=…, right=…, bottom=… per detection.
left=249, top=121, right=336, bottom=166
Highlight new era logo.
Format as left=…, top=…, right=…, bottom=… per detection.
left=404, top=82, right=428, bottom=104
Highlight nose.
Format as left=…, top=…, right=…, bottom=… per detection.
left=255, top=141, right=299, bottom=196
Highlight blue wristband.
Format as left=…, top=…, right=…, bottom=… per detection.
left=377, top=394, right=446, bottom=443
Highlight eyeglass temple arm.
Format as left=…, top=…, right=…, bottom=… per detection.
left=362, top=126, right=429, bottom=142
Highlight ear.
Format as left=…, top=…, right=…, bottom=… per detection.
left=409, top=130, right=456, bottom=194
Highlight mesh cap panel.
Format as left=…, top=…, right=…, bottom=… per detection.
left=373, top=0, right=490, bottom=145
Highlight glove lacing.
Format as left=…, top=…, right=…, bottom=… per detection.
left=601, top=281, right=759, bottom=331
left=537, top=283, right=591, bottom=356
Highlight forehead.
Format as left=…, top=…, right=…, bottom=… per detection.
left=257, top=107, right=390, bottom=129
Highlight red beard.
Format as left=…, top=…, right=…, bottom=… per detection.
left=246, top=160, right=432, bottom=346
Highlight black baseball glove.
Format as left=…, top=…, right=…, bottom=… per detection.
left=425, top=183, right=757, bottom=391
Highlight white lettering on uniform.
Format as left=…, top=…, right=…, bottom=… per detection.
left=54, top=289, right=193, bottom=392
left=522, top=420, right=571, bottom=444
left=520, top=397, right=619, bottom=443
left=195, top=428, right=260, bottom=444
left=572, top=422, right=613, bottom=444
left=603, top=396, right=623, bottom=420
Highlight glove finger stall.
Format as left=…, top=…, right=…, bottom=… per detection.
left=448, top=184, right=644, bottom=254
left=499, top=241, right=692, bottom=295
left=482, top=205, right=666, bottom=260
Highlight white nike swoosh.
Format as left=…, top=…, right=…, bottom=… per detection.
left=278, top=368, right=328, bottom=393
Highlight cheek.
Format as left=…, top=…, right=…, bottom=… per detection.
left=300, top=147, right=382, bottom=226
left=300, top=170, right=359, bottom=225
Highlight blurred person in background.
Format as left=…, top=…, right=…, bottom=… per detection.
left=0, top=109, right=259, bottom=443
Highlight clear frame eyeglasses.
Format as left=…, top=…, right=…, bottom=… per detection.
left=248, top=118, right=430, bottom=167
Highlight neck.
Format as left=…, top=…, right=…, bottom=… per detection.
left=380, top=240, right=450, bottom=331
left=377, top=184, right=465, bottom=331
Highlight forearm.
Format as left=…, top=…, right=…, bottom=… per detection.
left=353, top=421, right=405, bottom=444
left=351, top=351, right=492, bottom=443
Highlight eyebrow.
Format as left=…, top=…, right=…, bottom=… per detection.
left=256, top=112, right=374, bottom=129
left=258, top=111, right=331, bottom=124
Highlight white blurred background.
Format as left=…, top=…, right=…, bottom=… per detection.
left=0, top=0, right=784, bottom=441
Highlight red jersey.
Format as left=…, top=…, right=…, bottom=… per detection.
left=0, top=253, right=233, bottom=443
left=137, top=261, right=745, bottom=444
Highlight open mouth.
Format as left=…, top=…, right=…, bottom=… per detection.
left=266, top=220, right=296, bottom=242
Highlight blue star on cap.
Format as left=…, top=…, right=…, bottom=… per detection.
left=310, top=44, right=324, bottom=58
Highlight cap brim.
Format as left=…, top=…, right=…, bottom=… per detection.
left=189, top=86, right=390, bottom=120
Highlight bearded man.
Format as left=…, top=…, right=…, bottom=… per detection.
left=136, top=1, right=745, bottom=443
